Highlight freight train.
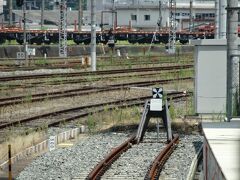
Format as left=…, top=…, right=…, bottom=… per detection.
left=0, top=27, right=215, bottom=45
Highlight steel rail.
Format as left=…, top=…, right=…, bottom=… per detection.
left=0, top=92, right=190, bottom=130
left=0, top=53, right=193, bottom=61
left=0, top=77, right=193, bottom=107
left=0, top=64, right=193, bottom=81
left=0, top=68, right=193, bottom=89
left=86, top=135, right=137, bottom=180
left=145, top=134, right=179, bottom=180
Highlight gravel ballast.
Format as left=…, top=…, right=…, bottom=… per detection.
left=17, top=132, right=129, bottom=180
left=17, top=132, right=202, bottom=180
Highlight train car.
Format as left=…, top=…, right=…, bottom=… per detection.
left=0, top=27, right=218, bottom=45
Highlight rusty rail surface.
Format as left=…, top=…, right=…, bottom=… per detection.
left=86, top=135, right=137, bottom=180
left=0, top=64, right=193, bottom=81
left=0, top=77, right=192, bottom=107
left=145, top=134, right=179, bottom=180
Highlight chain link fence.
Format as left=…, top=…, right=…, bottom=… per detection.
left=231, top=57, right=239, bottom=116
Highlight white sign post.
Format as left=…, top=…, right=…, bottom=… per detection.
left=17, top=52, right=25, bottom=59
left=48, top=136, right=56, bottom=151
left=28, top=48, right=36, bottom=56
left=16, top=52, right=25, bottom=66
left=150, top=87, right=163, bottom=111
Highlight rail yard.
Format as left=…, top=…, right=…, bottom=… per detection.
left=0, top=46, right=206, bottom=180
left=0, top=0, right=239, bottom=179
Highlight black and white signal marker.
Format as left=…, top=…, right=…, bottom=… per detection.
left=152, top=88, right=163, bottom=99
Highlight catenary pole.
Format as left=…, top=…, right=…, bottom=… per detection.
left=9, top=0, right=13, bottom=26
left=78, top=0, right=82, bottom=32
left=91, top=0, right=96, bottom=71
left=41, top=0, right=45, bottom=29
left=23, top=0, right=28, bottom=66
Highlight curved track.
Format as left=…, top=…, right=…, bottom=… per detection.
left=87, top=134, right=179, bottom=180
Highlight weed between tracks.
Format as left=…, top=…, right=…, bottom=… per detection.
left=80, top=93, right=196, bottom=134
left=0, top=52, right=196, bottom=158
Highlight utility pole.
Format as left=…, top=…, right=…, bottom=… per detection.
left=9, top=0, right=13, bottom=26
left=23, top=0, right=28, bottom=66
left=189, top=0, right=193, bottom=32
left=158, top=1, right=162, bottom=31
left=219, top=0, right=227, bottom=39
left=226, top=0, right=239, bottom=120
left=91, top=0, right=96, bottom=71
left=41, top=0, right=45, bottom=29
left=215, top=0, right=219, bottom=39
left=112, top=0, right=115, bottom=30
left=8, top=145, right=12, bottom=180
left=78, top=0, right=83, bottom=32
left=168, top=0, right=176, bottom=54
left=58, top=0, right=67, bottom=58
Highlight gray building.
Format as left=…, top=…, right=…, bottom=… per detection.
left=0, top=0, right=3, bottom=14
left=113, top=0, right=216, bottom=30
left=0, top=0, right=236, bottom=30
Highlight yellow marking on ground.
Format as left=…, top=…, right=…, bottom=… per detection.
left=58, top=143, right=74, bottom=148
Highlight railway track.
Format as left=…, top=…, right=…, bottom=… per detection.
left=0, top=92, right=189, bottom=131
left=85, top=134, right=179, bottom=180
left=0, top=68, right=193, bottom=90
left=0, top=58, right=193, bottom=72
left=0, top=64, right=193, bottom=82
left=0, top=53, right=193, bottom=62
left=0, top=77, right=192, bottom=107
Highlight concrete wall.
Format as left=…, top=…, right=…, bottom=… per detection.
left=0, top=128, right=81, bottom=170
left=0, top=45, right=194, bottom=58
left=203, top=138, right=226, bottom=180
left=0, top=0, right=3, bottom=14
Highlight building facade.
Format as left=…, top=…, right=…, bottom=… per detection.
left=0, top=0, right=3, bottom=15
left=113, top=0, right=216, bottom=30
left=0, top=0, right=236, bottom=30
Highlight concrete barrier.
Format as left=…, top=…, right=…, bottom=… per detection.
left=0, top=128, right=81, bottom=170
left=0, top=45, right=193, bottom=58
